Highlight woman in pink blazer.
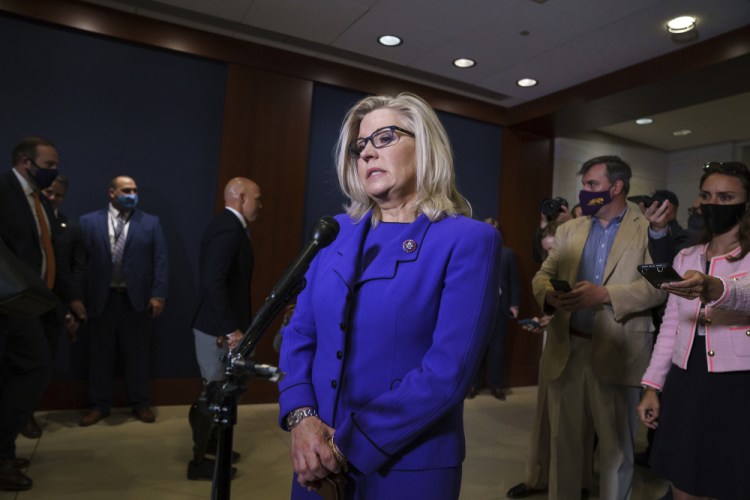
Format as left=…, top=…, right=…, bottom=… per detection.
left=638, top=161, right=750, bottom=500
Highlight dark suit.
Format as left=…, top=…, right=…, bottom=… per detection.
left=79, top=206, right=168, bottom=411
left=188, top=208, right=253, bottom=468
left=192, top=208, right=254, bottom=339
left=0, top=170, right=63, bottom=460
left=473, top=245, right=520, bottom=390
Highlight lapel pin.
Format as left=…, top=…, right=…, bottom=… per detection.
left=402, top=239, right=417, bottom=253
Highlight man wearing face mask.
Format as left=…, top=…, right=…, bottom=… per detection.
left=531, top=155, right=666, bottom=500
left=0, top=137, right=69, bottom=491
left=78, top=176, right=169, bottom=426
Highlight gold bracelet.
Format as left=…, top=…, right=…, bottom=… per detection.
left=328, top=436, right=348, bottom=472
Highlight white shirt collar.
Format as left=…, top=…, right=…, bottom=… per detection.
left=225, top=206, right=247, bottom=229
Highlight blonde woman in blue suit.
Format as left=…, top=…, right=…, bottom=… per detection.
left=278, top=93, right=501, bottom=499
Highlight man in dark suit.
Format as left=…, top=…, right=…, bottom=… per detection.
left=0, top=137, right=64, bottom=491
left=17, top=175, right=87, bottom=441
left=468, top=219, right=520, bottom=400
left=78, top=176, right=169, bottom=426
left=188, top=177, right=261, bottom=480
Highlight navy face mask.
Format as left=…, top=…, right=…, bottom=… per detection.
left=28, top=161, right=58, bottom=190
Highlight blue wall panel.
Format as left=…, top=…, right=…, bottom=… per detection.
left=0, top=13, right=227, bottom=379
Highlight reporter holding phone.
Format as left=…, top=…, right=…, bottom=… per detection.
left=638, top=161, right=750, bottom=500
left=531, top=156, right=665, bottom=500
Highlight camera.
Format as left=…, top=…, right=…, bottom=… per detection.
left=540, top=197, right=569, bottom=220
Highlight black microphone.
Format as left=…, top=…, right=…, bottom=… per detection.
left=235, top=216, right=340, bottom=358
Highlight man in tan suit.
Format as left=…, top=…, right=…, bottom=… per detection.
left=532, top=156, right=665, bottom=500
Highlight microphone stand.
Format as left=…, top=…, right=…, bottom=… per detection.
left=209, top=216, right=339, bottom=500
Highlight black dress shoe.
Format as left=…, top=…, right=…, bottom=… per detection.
left=0, top=459, right=32, bottom=491
left=132, top=407, right=156, bottom=423
left=79, top=409, right=109, bottom=427
left=507, top=482, right=545, bottom=499
left=466, top=387, right=478, bottom=399
left=13, top=458, right=30, bottom=469
left=187, top=459, right=237, bottom=480
left=491, top=388, right=507, bottom=401
left=20, top=416, right=42, bottom=439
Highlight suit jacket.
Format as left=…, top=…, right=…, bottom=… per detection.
left=191, top=209, right=254, bottom=336
left=52, top=212, right=85, bottom=304
left=641, top=244, right=750, bottom=390
left=0, top=170, right=59, bottom=281
left=79, top=207, right=169, bottom=318
left=498, top=246, right=520, bottom=317
left=532, top=203, right=666, bottom=386
left=278, top=212, right=501, bottom=475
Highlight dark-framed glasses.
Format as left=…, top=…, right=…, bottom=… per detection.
left=703, top=161, right=749, bottom=174
left=348, top=125, right=415, bottom=158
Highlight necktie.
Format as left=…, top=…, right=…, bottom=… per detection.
left=111, top=214, right=127, bottom=284
left=32, top=192, right=56, bottom=289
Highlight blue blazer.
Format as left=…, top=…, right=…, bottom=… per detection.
left=79, top=207, right=169, bottom=318
left=278, top=212, right=501, bottom=475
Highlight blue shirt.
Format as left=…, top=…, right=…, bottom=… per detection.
left=570, top=207, right=627, bottom=334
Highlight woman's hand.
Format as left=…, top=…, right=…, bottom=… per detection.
left=290, top=417, right=342, bottom=490
left=637, top=388, right=660, bottom=430
left=661, top=270, right=724, bottom=303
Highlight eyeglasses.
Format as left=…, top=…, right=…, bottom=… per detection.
left=348, top=125, right=414, bottom=158
left=703, top=161, right=749, bottom=174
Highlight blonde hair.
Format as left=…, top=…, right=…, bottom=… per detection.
left=334, top=92, right=471, bottom=224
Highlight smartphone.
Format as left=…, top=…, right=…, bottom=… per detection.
left=637, top=263, right=683, bottom=289
left=517, top=318, right=541, bottom=329
left=550, top=278, right=572, bottom=292
left=627, top=195, right=657, bottom=207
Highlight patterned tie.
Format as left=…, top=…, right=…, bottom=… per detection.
left=111, top=214, right=127, bottom=284
left=32, top=192, right=56, bottom=289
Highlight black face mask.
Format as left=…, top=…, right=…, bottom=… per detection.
left=701, top=203, right=747, bottom=235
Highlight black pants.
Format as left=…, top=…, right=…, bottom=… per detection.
left=0, top=313, right=56, bottom=459
left=87, top=291, right=151, bottom=411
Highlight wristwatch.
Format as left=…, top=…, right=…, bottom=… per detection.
left=286, top=407, right=318, bottom=430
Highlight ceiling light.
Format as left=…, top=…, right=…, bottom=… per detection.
left=453, top=58, right=476, bottom=68
left=666, top=16, right=696, bottom=34
left=635, top=118, right=654, bottom=125
left=516, top=78, right=538, bottom=88
left=672, top=129, right=692, bottom=136
left=378, top=35, right=402, bottom=47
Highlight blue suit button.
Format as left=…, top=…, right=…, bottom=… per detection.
left=331, top=380, right=337, bottom=388
left=336, top=351, right=343, bottom=359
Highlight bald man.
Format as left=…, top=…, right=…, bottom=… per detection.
left=188, top=177, right=261, bottom=480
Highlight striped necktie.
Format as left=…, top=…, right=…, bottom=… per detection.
left=32, top=192, right=56, bottom=289
left=111, top=214, right=127, bottom=284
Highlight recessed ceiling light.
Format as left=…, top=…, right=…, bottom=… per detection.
left=666, top=16, right=696, bottom=34
left=516, top=78, right=538, bottom=88
left=378, top=35, right=402, bottom=47
left=672, top=129, right=692, bottom=136
left=635, top=118, right=654, bottom=125
left=453, top=58, right=476, bottom=68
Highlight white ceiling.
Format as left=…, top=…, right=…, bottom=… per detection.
left=82, top=0, right=750, bottom=152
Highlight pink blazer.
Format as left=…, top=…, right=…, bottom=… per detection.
left=641, top=244, right=750, bottom=390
